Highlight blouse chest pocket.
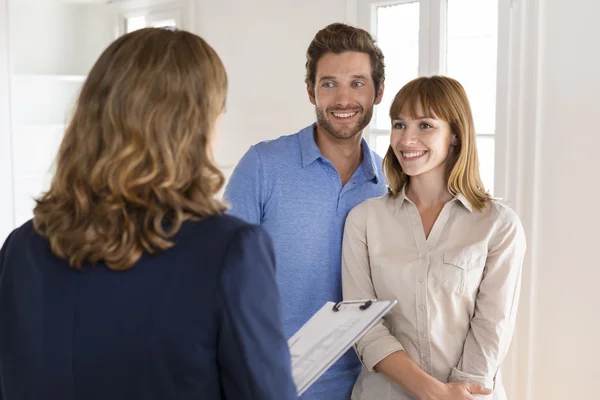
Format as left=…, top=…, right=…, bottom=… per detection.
left=432, top=246, right=487, bottom=296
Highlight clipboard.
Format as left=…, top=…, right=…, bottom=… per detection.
left=288, top=299, right=397, bottom=396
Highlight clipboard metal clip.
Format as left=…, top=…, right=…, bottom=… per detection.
left=332, top=299, right=374, bottom=312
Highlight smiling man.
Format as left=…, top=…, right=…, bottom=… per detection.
left=223, top=23, right=387, bottom=400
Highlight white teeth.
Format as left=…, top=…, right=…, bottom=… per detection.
left=333, top=112, right=357, bottom=118
left=403, top=151, right=426, bottom=158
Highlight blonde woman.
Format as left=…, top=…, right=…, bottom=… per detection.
left=0, top=28, right=297, bottom=400
left=342, top=76, right=525, bottom=400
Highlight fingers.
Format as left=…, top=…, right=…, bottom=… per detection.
left=466, top=382, right=493, bottom=396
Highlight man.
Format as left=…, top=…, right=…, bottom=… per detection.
left=223, top=23, right=387, bottom=399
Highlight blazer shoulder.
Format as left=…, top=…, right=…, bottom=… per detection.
left=185, top=214, right=267, bottom=247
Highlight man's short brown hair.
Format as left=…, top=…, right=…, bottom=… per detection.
left=305, top=23, right=385, bottom=93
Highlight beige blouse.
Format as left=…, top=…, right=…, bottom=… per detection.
left=342, top=188, right=526, bottom=400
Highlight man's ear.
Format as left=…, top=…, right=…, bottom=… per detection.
left=307, top=84, right=316, bottom=105
left=374, top=82, right=385, bottom=105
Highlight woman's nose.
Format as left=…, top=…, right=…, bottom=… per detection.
left=400, top=127, right=418, bottom=146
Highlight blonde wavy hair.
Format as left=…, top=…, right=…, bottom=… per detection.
left=33, top=28, right=228, bottom=271
left=383, top=76, right=492, bottom=211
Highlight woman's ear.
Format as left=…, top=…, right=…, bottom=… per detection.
left=451, top=133, right=459, bottom=146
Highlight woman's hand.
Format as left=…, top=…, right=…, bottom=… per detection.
left=373, top=351, right=493, bottom=400
left=420, top=381, right=492, bottom=400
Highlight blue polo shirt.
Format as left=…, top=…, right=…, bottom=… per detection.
left=223, top=123, right=387, bottom=400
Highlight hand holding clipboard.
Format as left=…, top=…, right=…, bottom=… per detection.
left=288, top=299, right=397, bottom=396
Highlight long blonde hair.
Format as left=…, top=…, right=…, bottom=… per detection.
left=33, top=28, right=228, bottom=271
left=383, top=76, right=491, bottom=211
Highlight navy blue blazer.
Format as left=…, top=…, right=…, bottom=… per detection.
left=0, top=215, right=297, bottom=400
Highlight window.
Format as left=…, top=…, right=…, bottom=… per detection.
left=125, top=13, right=179, bottom=33
left=362, top=0, right=498, bottom=193
left=117, top=1, right=186, bottom=36
left=373, top=2, right=420, bottom=131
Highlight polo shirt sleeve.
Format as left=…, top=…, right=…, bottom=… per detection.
left=223, top=146, right=265, bottom=225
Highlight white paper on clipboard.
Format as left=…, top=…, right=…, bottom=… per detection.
left=288, top=299, right=397, bottom=396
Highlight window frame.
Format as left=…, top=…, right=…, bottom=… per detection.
left=359, top=0, right=448, bottom=152
left=356, top=0, right=500, bottom=191
left=113, top=0, right=192, bottom=37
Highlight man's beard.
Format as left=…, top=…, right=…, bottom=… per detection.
left=315, top=105, right=374, bottom=140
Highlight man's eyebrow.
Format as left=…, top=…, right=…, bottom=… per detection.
left=318, top=76, right=336, bottom=82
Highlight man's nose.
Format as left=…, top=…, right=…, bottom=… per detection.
left=333, top=85, right=353, bottom=108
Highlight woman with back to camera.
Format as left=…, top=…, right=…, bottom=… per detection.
left=342, top=76, right=526, bottom=399
left=0, top=28, right=297, bottom=400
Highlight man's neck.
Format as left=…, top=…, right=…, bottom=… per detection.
left=314, top=124, right=363, bottom=186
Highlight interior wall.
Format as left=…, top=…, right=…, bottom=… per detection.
left=193, top=0, right=349, bottom=176
left=0, top=0, right=14, bottom=243
left=530, top=0, right=600, bottom=397
left=1, top=0, right=351, bottom=241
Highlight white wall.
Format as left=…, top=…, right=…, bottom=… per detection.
left=458, top=0, right=599, bottom=398
left=530, top=0, right=600, bottom=397
left=0, top=0, right=115, bottom=239
left=9, top=0, right=105, bottom=75
left=0, top=0, right=349, bottom=239
left=193, top=0, right=349, bottom=176
left=0, top=0, right=14, bottom=243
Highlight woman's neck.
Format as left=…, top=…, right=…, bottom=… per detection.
left=405, top=173, right=452, bottom=209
